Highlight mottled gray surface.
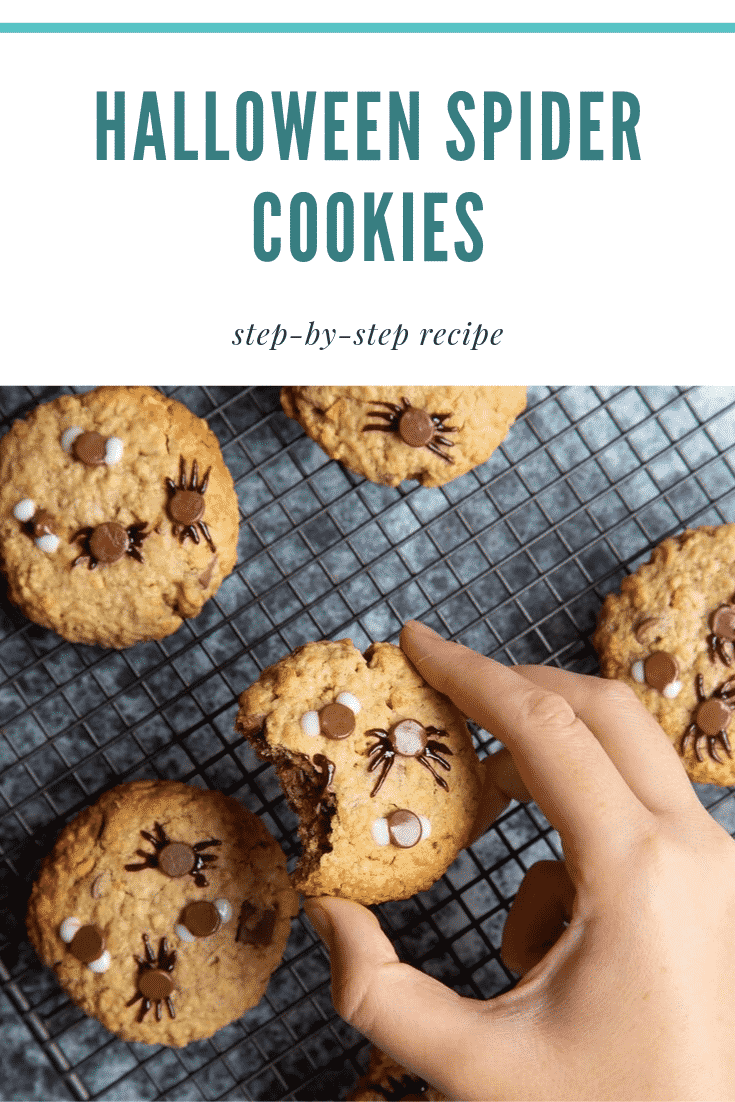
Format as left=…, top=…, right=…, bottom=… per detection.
left=1, top=385, right=735, bottom=1099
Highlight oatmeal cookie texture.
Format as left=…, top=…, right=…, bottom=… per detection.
left=0, top=386, right=239, bottom=647
left=26, top=781, right=298, bottom=1046
left=236, top=639, right=483, bottom=905
left=280, top=386, right=526, bottom=487
left=593, top=524, right=735, bottom=785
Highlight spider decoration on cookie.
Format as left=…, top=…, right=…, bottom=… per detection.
left=166, top=456, right=215, bottom=551
left=681, top=674, right=735, bottom=763
left=72, top=521, right=150, bottom=569
left=125, top=821, right=221, bottom=886
left=12, top=499, right=60, bottom=553
left=365, top=718, right=453, bottom=797
left=709, top=604, right=735, bottom=666
left=127, top=934, right=177, bottom=1022
left=362, top=397, right=458, bottom=464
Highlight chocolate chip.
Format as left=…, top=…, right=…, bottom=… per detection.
left=138, top=969, right=174, bottom=1001
left=72, top=431, right=107, bottom=467
left=169, top=489, right=205, bottom=526
left=391, top=720, right=427, bottom=757
left=386, top=809, right=422, bottom=849
left=158, top=842, right=196, bottom=878
left=696, top=698, right=732, bottom=736
left=236, top=902, right=277, bottom=947
left=643, top=650, right=678, bottom=691
left=29, top=509, right=56, bottom=539
left=88, top=522, right=129, bottom=564
left=69, top=924, right=105, bottom=963
left=199, top=554, right=218, bottom=589
left=181, top=901, right=222, bottom=938
left=319, top=702, right=355, bottom=740
left=712, top=606, right=735, bottom=642
left=634, top=616, right=662, bottom=645
left=398, top=407, right=435, bottom=448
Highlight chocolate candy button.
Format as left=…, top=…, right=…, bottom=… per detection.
left=181, top=901, right=222, bottom=938
left=72, top=431, right=107, bottom=467
left=89, top=522, right=129, bottom=564
left=69, top=924, right=105, bottom=963
left=169, top=489, right=205, bottom=526
left=158, top=842, right=196, bottom=878
left=398, top=407, right=435, bottom=448
left=712, top=606, right=735, bottom=642
left=319, top=702, right=355, bottom=739
left=386, top=809, right=422, bottom=849
left=643, top=650, right=678, bottom=691
left=138, top=969, right=174, bottom=1001
left=696, top=698, right=732, bottom=736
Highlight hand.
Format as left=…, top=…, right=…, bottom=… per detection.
left=303, top=621, right=735, bottom=1101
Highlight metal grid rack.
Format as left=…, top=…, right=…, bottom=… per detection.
left=2, top=384, right=735, bottom=1102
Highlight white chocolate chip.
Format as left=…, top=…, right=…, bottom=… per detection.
left=59, top=917, right=81, bottom=943
left=418, top=815, right=431, bottom=840
left=662, top=680, right=682, bottom=699
left=35, top=534, right=59, bottom=554
left=300, top=711, right=320, bottom=736
left=631, top=661, right=645, bottom=684
left=105, top=437, right=124, bottom=465
left=13, top=498, right=35, bottom=522
left=61, top=426, right=83, bottom=453
left=371, top=818, right=390, bottom=846
left=174, top=923, right=196, bottom=942
left=336, top=692, right=361, bottom=715
left=214, top=898, right=232, bottom=922
left=88, top=949, right=111, bottom=973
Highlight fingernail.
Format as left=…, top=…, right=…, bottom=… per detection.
left=304, top=900, right=333, bottom=949
left=403, top=619, right=436, bottom=637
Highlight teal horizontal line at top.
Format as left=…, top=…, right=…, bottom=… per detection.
left=1, top=22, right=734, bottom=33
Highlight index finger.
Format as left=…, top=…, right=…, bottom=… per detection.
left=401, top=621, right=654, bottom=878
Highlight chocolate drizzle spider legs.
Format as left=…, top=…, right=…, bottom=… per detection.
left=125, top=822, right=221, bottom=886
left=127, top=934, right=177, bottom=1023
left=366, top=719, right=453, bottom=797
left=362, top=397, right=458, bottom=464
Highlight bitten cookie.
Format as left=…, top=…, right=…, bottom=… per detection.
left=0, top=386, right=239, bottom=647
left=348, top=1047, right=446, bottom=1101
left=280, top=386, right=526, bottom=487
left=235, top=640, right=483, bottom=905
left=593, top=524, right=735, bottom=785
left=26, top=781, right=298, bottom=1046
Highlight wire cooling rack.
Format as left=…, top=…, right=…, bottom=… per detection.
left=2, top=385, right=735, bottom=1102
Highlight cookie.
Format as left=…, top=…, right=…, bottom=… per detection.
left=348, top=1047, right=446, bottom=1101
left=0, top=386, right=239, bottom=647
left=26, top=780, right=298, bottom=1046
left=235, top=639, right=483, bottom=905
left=280, top=386, right=526, bottom=487
left=593, top=524, right=735, bottom=785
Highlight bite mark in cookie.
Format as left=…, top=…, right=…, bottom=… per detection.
left=236, top=639, right=482, bottom=904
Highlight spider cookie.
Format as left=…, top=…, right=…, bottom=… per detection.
left=593, top=524, right=735, bottom=785
left=235, top=639, right=483, bottom=905
left=280, top=386, right=526, bottom=487
left=26, top=781, right=298, bottom=1046
left=0, top=386, right=239, bottom=647
left=348, top=1046, right=446, bottom=1101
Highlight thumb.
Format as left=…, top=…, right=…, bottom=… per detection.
left=303, top=896, right=489, bottom=1097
